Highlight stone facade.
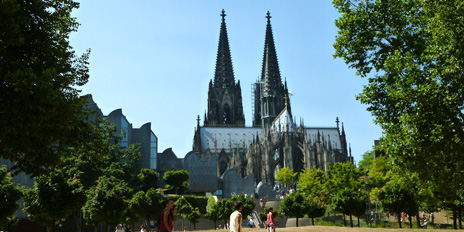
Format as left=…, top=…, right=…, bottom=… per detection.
left=193, top=11, right=354, bottom=188
left=184, top=152, right=218, bottom=193
left=221, top=168, right=255, bottom=198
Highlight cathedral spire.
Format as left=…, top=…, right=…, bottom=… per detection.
left=261, top=11, right=282, bottom=87
left=214, top=9, right=235, bottom=88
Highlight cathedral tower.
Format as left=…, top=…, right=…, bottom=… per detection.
left=253, top=12, right=290, bottom=129
left=204, top=10, right=245, bottom=126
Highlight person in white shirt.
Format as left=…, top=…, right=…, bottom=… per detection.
left=229, top=202, right=243, bottom=232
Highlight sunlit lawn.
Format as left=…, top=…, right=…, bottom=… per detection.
left=193, top=226, right=450, bottom=232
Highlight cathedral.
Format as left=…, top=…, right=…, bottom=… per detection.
left=193, top=10, right=353, bottom=186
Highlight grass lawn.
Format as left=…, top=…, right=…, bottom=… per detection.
left=193, top=226, right=450, bottom=232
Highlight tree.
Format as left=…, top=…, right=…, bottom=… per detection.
left=217, top=198, right=234, bottom=225
left=333, top=1, right=464, bottom=229
left=325, top=162, right=366, bottom=227
left=23, top=170, right=86, bottom=232
left=298, top=168, right=328, bottom=225
left=137, top=168, right=158, bottom=191
left=378, top=183, right=418, bottom=228
left=275, top=167, right=297, bottom=189
left=164, top=170, right=189, bottom=194
left=306, top=196, right=326, bottom=226
left=230, top=193, right=256, bottom=219
left=279, top=191, right=308, bottom=227
left=175, top=196, right=193, bottom=230
left=205, top=195, right=220, bottom=228
left=358, top=151, right=374, bottom=171
left=184, top=207, right=201, bottom=230
left=0, top=0, right=93, bottom=176
left=0, top=166, right=22, bottom=229
left=130, top=189, right=164, bottom=228
left=82, top=176, right=132, bottom=232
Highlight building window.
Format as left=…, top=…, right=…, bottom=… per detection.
left=150, top=133, right=157, bottom=170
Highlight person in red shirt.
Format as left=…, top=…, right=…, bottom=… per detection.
left=160, top=199, right=174, bottom=232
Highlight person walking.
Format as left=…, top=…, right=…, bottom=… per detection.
left=267, top=207, right=277, bottom=232
left=230, top=201, right=243, bottom=232
left=160, top=198, right=174, bottom=232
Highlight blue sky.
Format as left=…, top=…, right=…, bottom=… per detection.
left=71, top=0, right=383, bottom=163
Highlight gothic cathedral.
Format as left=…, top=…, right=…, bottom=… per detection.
left=193, top=10, right=353, bottom=186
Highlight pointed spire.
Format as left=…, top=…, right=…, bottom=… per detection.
left=261, top=11, right=282, bottom=88
left=214, top=9, right=235, bottom=89
left=336, top=117, right=340, bottom=131
left=349, top=143, right=352, bottom=157
left=341, top=122, right=345, bottom=136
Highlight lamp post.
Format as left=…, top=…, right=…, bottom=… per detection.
left=362, top=170, right=372, bottom=227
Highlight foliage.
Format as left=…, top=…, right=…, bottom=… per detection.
left=275, top=167, right=297, bottom=188
left=82, top=175, right=132, bottom=232
left=130, top=189, right=164, bottom=227
left=333, top=0, right=464, bottom=223
left=306, top=196, right=327, bottom=225
left=0, top=166, right=22, bottom=229
left=163, top=170, right=189, bottom=194
left=206, top=195, right=220, bottom=228
left=23, top=170, right=86, bottom=232
left=230, top=193, right=256, bottom=219
left=137, top=168, right=158, bottom=191
left=358, top=151, right=374, bottom=171
left=217, top=198, right=234, bottom=223
left=168, top=195, right=208, bottom=214
left=378, top=182, right=418, bottom=228
left=184, top=207, right=201, bottom=230
left=298, top=168, right=327, bottom=199
left=0, top=0, right=93, bottom=176
left=279, top=191, right=308, bottom=227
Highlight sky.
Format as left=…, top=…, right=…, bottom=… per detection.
left=70, top=0, right=383, bottom=164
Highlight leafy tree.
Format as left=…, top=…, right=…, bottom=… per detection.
left=333, top=0, right=464, bottom=228
left=23, top=170, right=86, bottom=232
left=184, top=207, right=201, bottom=230
left=137, top=168, right=158, bottom=191
left=205, top=195, right=220, bottom=228
left=0, top=0, right=93, bottom=177
left=217, top=198, right=234, bottom=225
left=130, top=189, right=164, bottom=228
left=230, top=193, right=256, bottom=219
left=0, top=166, right=22, bottom=229
left=378, top=183, right=418, bottom=228
left=82, top=175, right=132, bottom=232
left=325, top=162, right=366, bottom=227
left=275, top=167, right=297, bottom=189
left=298, top=168, right=328, bottom=225
left=164, top=170, right=189, bottom=194
left=279, top=191, right=308, bottom=227
left=358, top=151, right=374, bottom=171
left=175, top=196, right=193, bottom=229
left=306, top=196, right=327, bottom=226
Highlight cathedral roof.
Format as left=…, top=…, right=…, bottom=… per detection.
left=305, top=127, right=342, bottom=150
left=271, top=107, right=295, bottom=132
left=199, top=127, right=263, bottom=153
left=261, top=11, right=283, bottom=97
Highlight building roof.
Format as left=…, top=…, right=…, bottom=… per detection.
left=200, top=127, right=263, bottom=152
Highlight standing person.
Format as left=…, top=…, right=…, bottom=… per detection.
left=259, top=198, right=264, bottom=208
left=160, top=198, right=174, bottom=232
left=229, top=201, right=243, bottom=232
left=140, top=225, right=147, bottom=232
left=267, top=207, right=277, bottom=232
left=170, top=205, right=177, bottom=232
left=430, top=212, right=435, bottom=224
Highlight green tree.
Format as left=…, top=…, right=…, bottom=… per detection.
left=217, top=198, right=234, bottom=225
left=325, top=162, right=366, bottom=227
left=358, top=151, right=374, bottom=171
left=333, top=0, right=464, bottom=229
left=378, top=183, right=418, bottom=228
left=0, top=166, right=22, bottom=229
left=164, top=170, right=189, bottom=194
left=279, top=191, right=308, bottom=227
left=137, top=168, right=158, bottom=191
left=184, top=207, right=201, bottom=230
left=82, top=175, right=132, bottom=232
left=230, top=193, right=256, bottom=219
left=205, top=195, right=220, bottom=228
left=0, top=0, right=93, bottom=177
left=23, top=170, right=86, bottom=232
left=298, top=168, right=328, bottom=225
left=275, top=167, right=297, bottom=189
left=175, top=196, right=193, bottom=229
left=130, top=189, right=164, bottom=228
left=306, top=196, right=326, bottom=226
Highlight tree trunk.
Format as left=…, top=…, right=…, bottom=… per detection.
left=296, top=217, right=299, bottom=227
left=459, top=209, right=462, bottom=229
left=416, top=210, right=421, bottom=229
left=343, top=214, right=346, bottom=227
left=214, top=220, right=216, bottom=229
left=194, top=222, right=196, bottom=230
left=398, top=212, right=402, bottom=228
left=311, top=217, right=314, bottom=226
left=349, top=214, right=353, bottom=227
left=94, top=224, right=98, bottom=232
left=104, top=221, right=108, bottom=232
left=357, top=217, right=360, bottom=227
left=47, top=221, right=56, bottom=232
left=454, top=210, right=458, bottom=230
left=408, top=215, right=412, bottom=228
